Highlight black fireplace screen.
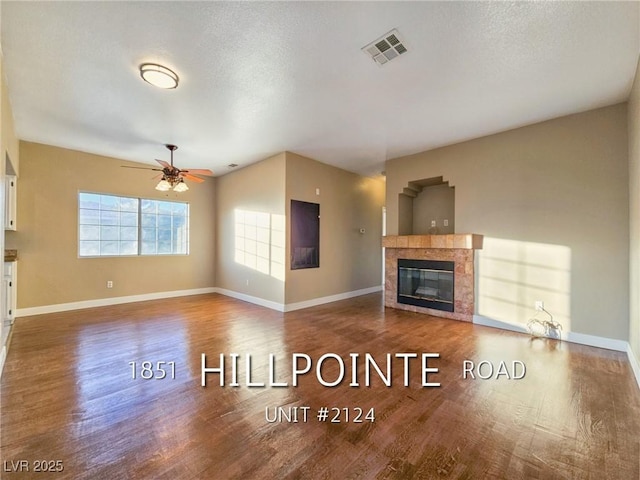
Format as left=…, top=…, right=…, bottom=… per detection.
left=397, top=259, right=454, bottom=312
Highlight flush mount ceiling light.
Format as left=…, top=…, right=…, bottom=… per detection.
left=139, top=63, right=179, bottom=89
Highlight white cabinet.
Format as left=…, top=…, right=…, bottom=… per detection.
left=5, top=175, right=16, bottom=231
left=3, top=262, right=16, bottom=324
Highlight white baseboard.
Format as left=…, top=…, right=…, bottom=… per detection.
left=562, top=330, right=629, bottom=352
left=283, top=286, right=383, bottom=312
left=15, top=287, right=217, bottom=318
left=628, top=344, right=640, bottom=391
left=214, top=288, right=286, bottom=312
left=9, top=289, right=640, bottom=391
left=473, top=314, right=628, bottom=352
left=474, top=314, right=639, bottom=390
left=15, top=285, right=383, bottom=318
left=214, top=285, right=383, bottom=313
left=472, top=315, right=529, bottom=335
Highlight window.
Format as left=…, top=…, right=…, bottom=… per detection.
left=78, top=192, right=189, bottom=257
left=140, top=199, right=189, bottom=255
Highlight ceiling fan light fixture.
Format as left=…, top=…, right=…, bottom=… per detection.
left=139, top=63, right=179, bottom=89
left=122, top=144, right=212, bottom=192
left=155, top=178, right=172, bottom=191
left=173, top=179, right=189, bottom=193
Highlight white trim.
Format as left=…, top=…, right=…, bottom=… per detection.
left=283, top=285, right=383, bottom=312
left=628, top=344, right=640, bottom=391
left=0, top=345, right=6, bottom=378
left=214, top=285, right=384, bottom=313
left=10, top=288, right=639, bottom=389
left=15, top=287, right=217, bottom=318
left=472, top=315, right=528, bottom=335
left=563, top=331, right=628, bottom=352
left=474, top=314, right=640, bottom=390
left=473, top=314, right=628, bottom=352
left=15, top=285, right=384, bottom=318
left=214, top=288, right=285, bottom=312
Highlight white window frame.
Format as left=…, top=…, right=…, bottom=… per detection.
left=78, top=192, right=189, bottom=258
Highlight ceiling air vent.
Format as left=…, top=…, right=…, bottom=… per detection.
left=362, top=29, right=408, bottom=66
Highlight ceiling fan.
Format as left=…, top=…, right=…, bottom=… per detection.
left=122, top=144, right=214, bottom=192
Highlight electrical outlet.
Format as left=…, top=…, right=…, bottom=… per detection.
left=444, top=219, right=449, bottom=227
left=246, top=279, right=249, bottom=286
left=107, top=281, right=113, bottom=289
left=431, top=220, right=436, bottom=227
left=535, top=300, right=544, bottom=311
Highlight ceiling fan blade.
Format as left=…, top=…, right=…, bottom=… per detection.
left=155, top=159, right=172, bottom=169
left=181, top=173, right=205, bottom=183
left=181, top=168, right=214, bottom=176
left=121, top=165, right=162, bottom=171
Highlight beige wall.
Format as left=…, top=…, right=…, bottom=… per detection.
left=412, top=183, right=455, bottom=235
left=398, top=194, right=413, bottom=235
left=9, top=141, right=384, bottom=311
left=1, top=53, right=19, bottom=354
left=386, top=104, right=629, bottom=340
left=1, top=54, right=19, bottom=250
left=1, top=53, right=7, bottom=351
left=629, top=56, right=640, bottom=368
left=214, top=151, right=385, bottom=307
left=8, top=142, right=215, bottom=309
left=1, top=65, right=18, bottom=175
left=285, top=152, right=385, bottom=304
left=215, top=153, right=286, bottom=304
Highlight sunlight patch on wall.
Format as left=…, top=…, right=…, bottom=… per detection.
left=234, top=209, right=285, bottom=281
left=478, top=237, right=571, bottom=331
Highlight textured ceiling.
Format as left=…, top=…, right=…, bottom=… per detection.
left=1, top=1, right=639, bottom=177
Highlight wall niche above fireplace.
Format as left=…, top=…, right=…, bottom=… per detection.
left=398, top=176, right=454, bottom=235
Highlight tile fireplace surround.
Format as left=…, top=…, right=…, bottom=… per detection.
left=382, top=234, right=484, bottom=322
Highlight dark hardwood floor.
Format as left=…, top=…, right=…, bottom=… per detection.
left=1, top=293, right=639, bottom=479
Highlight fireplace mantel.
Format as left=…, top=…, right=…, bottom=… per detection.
left=382, top=234, right=483, bottom=250
left=383, top=234, right=483, bottom=322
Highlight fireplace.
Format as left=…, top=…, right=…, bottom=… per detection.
left=397, top=259, right=454, bottom=312
left=383, top=234, right=482, bottom=322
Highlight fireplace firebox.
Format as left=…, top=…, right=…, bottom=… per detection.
left=397, top=259, right=454, bottom=312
